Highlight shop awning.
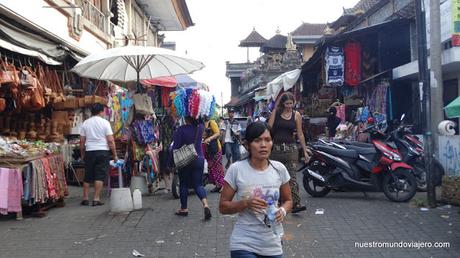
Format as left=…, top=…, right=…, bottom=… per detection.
left=445, top=96, right=460, bottom=118
left=141, top=74, right=209, bottom=90
left=266, top=69, right=301, bottom=100
left=0, top=38, right=61, bottom=65
left=225, top=96, right=240, bottom=107
left=0, top=17, right=68, bottom=65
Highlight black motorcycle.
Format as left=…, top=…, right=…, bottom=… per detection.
left=302, top=125, right=417, bottom=202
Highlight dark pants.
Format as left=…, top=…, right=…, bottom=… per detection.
left=225, top=142, right=241, bottom=163
left=84, top=150, right=110, bottom=183
left=231, top=250, right=282, bottom=258
left=178, top=158, right=207, bottom=209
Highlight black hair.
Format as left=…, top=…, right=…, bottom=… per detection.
left=91, top=103, right=105, bottom=116
left=328, top=106, right=337, bottom=115
left=185, top=116, right=199, bottom=126
left=244, top=121, right=280, bottom=173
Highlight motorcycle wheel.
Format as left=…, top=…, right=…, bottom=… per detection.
left=433, top=159, right=445, bottom=186
left=171, top=173, right=180, bottom=199
left=382, top=169, right=417, bottom=202
left=302, top=165, right=330, bottom=197
left=413, top=162, right=427, bottom=192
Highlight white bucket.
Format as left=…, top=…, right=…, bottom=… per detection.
left=130, top=176, right=148, bottom=195
left=110, top=188, right=133, bottom=213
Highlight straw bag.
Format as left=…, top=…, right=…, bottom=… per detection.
left=173, top=126, right=199, bottom=169
left=133, top=93, right=154, bottom=115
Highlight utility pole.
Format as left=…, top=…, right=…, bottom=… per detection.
left=429, top=0, right=442, bottom=207
left=416, top=0, right=436, bottom=208
left=221, top=91, right=224, bottom=117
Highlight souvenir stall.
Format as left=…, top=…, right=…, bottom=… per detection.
left=0, top=46, right=113, bottom=219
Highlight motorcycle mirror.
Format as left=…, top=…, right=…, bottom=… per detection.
left=400, top=114, right=405, bottom=121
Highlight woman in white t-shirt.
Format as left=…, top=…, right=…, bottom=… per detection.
left=219, top=121, right=293, bottom=258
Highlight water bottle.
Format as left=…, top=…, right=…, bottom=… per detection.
left=133, top=189, right=142, bottom=210
left=267, top=200, right=284, bottom=237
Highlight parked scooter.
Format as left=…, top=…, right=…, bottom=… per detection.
left=335, top=114, right=444, bottom=191
left=301, top=124, right=417, bottom=202
left=387, top=115, right=444, bottom=191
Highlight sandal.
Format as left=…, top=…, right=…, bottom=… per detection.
left=204, top=207, right=212, bottom=220
left=292, top=205, right=306, bottom=214
left=92, top=200, right=104, bottom=206
left=210, top=186, right=221, bottom=193
left=175, top=210, right=189, bottom=216
left=80, top=200, right=89, bottom=206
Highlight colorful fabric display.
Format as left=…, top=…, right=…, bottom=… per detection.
left=344, top=42, right=361, bottom=86
left=326, top=46, right=344, bottom=87
left=0, top=168, right=23, bottom=215
left=174, top=88, right=186, bottom=118
left=189, top=89, right=201, bottom=118
left=131, top=119, right=155, bottom=145
left=172, top=88, right=216, bottom=119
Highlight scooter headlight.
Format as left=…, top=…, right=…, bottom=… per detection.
left=393, top=154, right=402, bottom=161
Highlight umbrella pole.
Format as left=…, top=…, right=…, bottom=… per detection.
left=136, top=69, right=142, bottom=93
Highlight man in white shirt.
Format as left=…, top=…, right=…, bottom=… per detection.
left=221, top=108, right=242, bottom=168
left=80, top=104, right=118, bottom=206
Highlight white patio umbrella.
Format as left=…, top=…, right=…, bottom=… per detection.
left=71, top=45, right=205, bottom=90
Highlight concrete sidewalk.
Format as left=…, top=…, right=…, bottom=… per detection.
left=0, top=173, right=459, bottom=258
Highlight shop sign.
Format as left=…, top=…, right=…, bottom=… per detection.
left=452, top=0, right=460, bottom=46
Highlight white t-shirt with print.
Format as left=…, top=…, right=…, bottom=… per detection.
left=80, top=116, right=113, bottom=151
left=224, top=159, right=290, bottom=256
left=223, top=119, right=242, bottom=143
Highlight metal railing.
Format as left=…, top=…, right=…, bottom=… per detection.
left=74, top=0, right=107, bottom=34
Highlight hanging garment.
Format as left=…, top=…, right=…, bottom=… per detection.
left=325, top=46, right=344, bottom=87
left=368, top=80, right=389, bottom=117
left=344, top=42, right=362, bottom=86
left=0, top=168, right=23, bottom=215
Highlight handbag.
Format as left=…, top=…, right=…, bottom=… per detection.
left=133, top=93, right=154, bottom=115
left=0, top=59, right=19, bottom=85
left=173, top=126, right=199, bottom=169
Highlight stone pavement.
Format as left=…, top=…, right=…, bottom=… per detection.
left=0, top=172, right=459, bottom=258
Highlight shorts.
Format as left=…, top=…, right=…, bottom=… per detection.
left=84, top=150, right=110, bottom=183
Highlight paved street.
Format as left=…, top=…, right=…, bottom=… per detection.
left=0, top=171, right=459, bottom=258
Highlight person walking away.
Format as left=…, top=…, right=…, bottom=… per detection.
left=268, top=92, right=309, bottom=213
left=219, top=121, right=293, bottom=258
left=203, top=116, right=225, bottom=193
left=172, top=116, right=211, bottom=220
left=80, top=103, right=118, bottom=206
left=222, top=108, right=242, bottom=168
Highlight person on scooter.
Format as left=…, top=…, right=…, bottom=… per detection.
left=219, top=121, right=292, bottom=258
left=268, top=92, right=309, bottom=213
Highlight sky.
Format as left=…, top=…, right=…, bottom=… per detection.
left=164, top=0, right=360, bottom=106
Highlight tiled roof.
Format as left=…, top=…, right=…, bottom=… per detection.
left=291, top=23, right=327, bottom=37
left=343, top=0, right=381, bottom=15
left=261, top=34, right=287, bottom=52
left=239, top=28, right=267, bottom=47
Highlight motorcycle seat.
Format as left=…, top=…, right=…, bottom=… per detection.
left=315, top=145, right=359, bottom=159
left=336, top=140, right=374, bottom=148
left=343, top=145, right=376, bottom=155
